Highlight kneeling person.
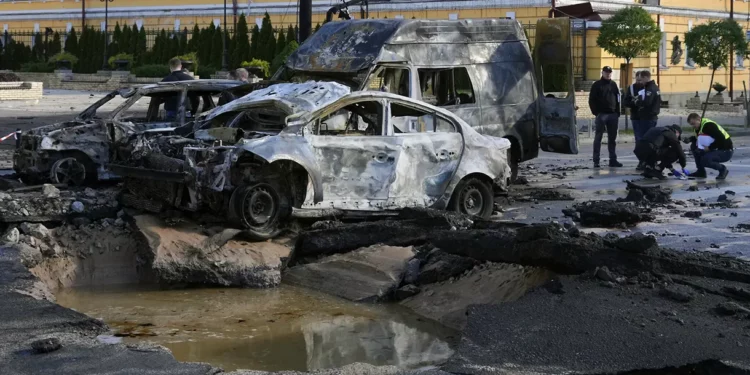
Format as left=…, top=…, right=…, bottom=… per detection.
left=634, top=125, right=687, bottom=180
left=686, top=113, right=733, bottom=180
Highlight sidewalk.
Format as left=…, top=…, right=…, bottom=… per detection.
left=578, top=130, right=750, bottom=145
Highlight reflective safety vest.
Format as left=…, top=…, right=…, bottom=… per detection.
left=698, top=118, right=730, bottom=140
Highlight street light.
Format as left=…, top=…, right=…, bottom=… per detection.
left=101, top=0, right=114, bottom=70
left=222, top=0, right=229, bottom=71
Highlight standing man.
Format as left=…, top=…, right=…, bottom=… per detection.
left=633, top=70, right=660, bottom=143
left=624, top=71, right=645, bottom=169
left=685, top=113, right=733, bottom=180
left=161, top=57, right=194, bottom=121
left=235, top=68, right=250, bottom=83
left=588, top=66, right=622, bottom=168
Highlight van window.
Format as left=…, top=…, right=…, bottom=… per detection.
left=314, top=101, right=383, bottom=136
left=390, top=102, right=456, bottom=134
left=418, top=68, right=476, bottom=107
left=541, top=63, right=570, bottom=98
left=368, top=67, right=410, bottom=97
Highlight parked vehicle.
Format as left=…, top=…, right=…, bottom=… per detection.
left=273, top=18, right=579, bottom=180
left=13, top=80, right=241, bottom=185
left=110, top=81, right=512, bottom=238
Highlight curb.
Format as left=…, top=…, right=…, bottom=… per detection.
left=578, top=129, right=750, bottom=145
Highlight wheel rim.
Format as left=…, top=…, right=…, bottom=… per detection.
left=52, top=158, right=86, bottom=186
left=242, top=185, right=277, bottom=226
left=461, top=185, right=484, bottom=216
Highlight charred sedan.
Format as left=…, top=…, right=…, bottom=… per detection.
left=13, top=80, right=241, bottom=185
left=112, top=82, right=511, bottom=238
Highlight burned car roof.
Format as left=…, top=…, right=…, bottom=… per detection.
left=203, top=81, right=351, bottom=123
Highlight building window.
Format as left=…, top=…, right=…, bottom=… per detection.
left=136, top=19, right=144, bottom=29
left=449, top=13, right=458, bottom=20
left=659, top=32, right=667, bottom=68
left=506, top=12, right=516, bottom=20
left=174, top=19, right=181, bottom=31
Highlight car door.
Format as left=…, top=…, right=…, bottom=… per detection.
left=387, top=99, right=463, bottom=207
left=534, top=17, right=579, bottom=154
left=306, top=99, right=400, bottom=210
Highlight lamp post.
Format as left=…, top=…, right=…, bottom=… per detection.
left=222, top=0, right=229, bottom=71
left=101, top=0, right=113, bottom=70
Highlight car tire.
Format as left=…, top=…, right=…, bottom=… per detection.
left=230, top=181, right=290, bottom=240
left=507, top=148, right=519, bottom=184
left=448, top=177, right=494, bottom=219
left=50, top=157, right=87, bottom=186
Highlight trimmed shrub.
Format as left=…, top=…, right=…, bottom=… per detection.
left=241, top=59, right=270, bottom=78
left=132, top=64, right=169, bottom=78
left=108, top=53, right=134, bottom=69
left=49, top=52, right=80, bottom=66
left=20, top=62, right=54, bottom=73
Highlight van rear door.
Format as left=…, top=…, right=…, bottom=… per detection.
left=533, top=18, right=578, bottom=154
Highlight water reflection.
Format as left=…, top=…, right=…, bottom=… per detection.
left=56, top=284, right=454, bottom=372
left=302, top=316, right=453, bottom=370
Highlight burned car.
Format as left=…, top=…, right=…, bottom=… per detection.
left=112, top=81, right=511, bottom=238
left=13, top=79, right=241, bottom=185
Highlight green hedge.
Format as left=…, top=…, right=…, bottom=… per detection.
left=20, top=62, right=54, bottom=73
left=196, top=65, right=216, bottom=79
left=132, top=64, right=169, bottom=78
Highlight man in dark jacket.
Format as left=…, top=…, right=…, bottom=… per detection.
left=686, top=113, right=734, bottom=180
left=161, top=57, right=194, bottom=121
left=634, top=124, right=687, bottom=180
left=588, top=66, right=622, bottom=168
left=633, top=70, right=660, bottom=132
left=624, top=71, right=645, bottom=169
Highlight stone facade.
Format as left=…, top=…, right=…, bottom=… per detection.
left=0, top=82, right=43, bottom=101
left=14, top=72, right=162, bottom=91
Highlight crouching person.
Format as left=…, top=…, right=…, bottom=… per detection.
left=686, top=113, right=733, bottom=180
left=634, top=125, right=688, bottom=180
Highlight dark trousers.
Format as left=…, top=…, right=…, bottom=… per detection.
left=634, top=141, right=680, bottom=170
left=593, top=113, right=619, bottom=162
left=632, top=119, right=657, bottom=143
left=692, top=144, right=733, bottom=172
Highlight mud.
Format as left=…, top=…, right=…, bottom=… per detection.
left=617, top=181, right=672, bottom=204
left=571, top=200, right=655, bottom=227
left=515, top=188, right=575, bottom=202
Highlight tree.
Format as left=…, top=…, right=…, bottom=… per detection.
left=286, top=24, right=296, bottom=43
left=49, top=32, right=62, bottom=57
left=232, top=13, right=250, bottom=68
left=275, top=28, right=286, bottom=59
left=112, top=23, right=122, bottom=55
left=271, top=40, right=298, bottom=75
left=258, top=12, right=276, bottom=62
left=188, top=24, right=201, bottom=53
left=199, top=23, right=216, bottom=67
left=179, top=27, right=189, bottom=56
left=136, top=26, right=147, bottom=65
left=210, top=26, right=224, bottom=68
left=31, top=33, right=44, bottom=62
left=597, top=6, right=661, bottom=89
left=249, top=24, right=261, bottom=60
left=65, top=28, right=80, bottom=57
left=685, top=19, right=749, bottom=118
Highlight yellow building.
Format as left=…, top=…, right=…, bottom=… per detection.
left=1, top=0, right=749, bottom=105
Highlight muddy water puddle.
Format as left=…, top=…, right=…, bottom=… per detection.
left=57, top=284, right=456, bottom=372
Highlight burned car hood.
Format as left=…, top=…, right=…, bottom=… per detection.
left=204, top=81, right=351, bottom=124
left=25, top=119, right=102, bottom=137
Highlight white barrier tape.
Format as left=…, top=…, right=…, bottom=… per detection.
left=0, top=132, right=15, bottom=142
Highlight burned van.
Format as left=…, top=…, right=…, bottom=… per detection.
left=274, top=18, right=578, bottom=178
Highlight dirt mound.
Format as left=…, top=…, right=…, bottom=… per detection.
left=570, top=200, right=655, bottom=227
left=618, top=181, right=672, bottom=204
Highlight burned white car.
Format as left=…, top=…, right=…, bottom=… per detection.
left=111, top=82, right=511, bottom=238
left=13, top=80, right=241, bottom=185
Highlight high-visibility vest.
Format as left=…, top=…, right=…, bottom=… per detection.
left=698, top=118, right=730, bottom=140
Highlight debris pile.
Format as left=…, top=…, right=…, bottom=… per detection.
left=0, top=186, right=120, bottom=223
left=565, top=200, right=655, bottom=227
left=617, top=181, right=672, bottom=204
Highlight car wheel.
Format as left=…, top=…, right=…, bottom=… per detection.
left=230, top=182, right=290, bottom=240
left=50, top=157, right=87, bottom=186
left=449, top=177, right=494, bottom=219
left=507, top=148, right=519, bottom=184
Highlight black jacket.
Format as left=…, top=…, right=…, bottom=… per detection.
left=642, top=126, right=686, bottom=167
left=695, top=121, right=734, bottom=151
left=161, top=70, right=195, bottom=113
left=623, top=83, right=644, bottom=120
left=588, top=78, right=620, bottom=116
left=633, top=80, right=660, bottom=121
